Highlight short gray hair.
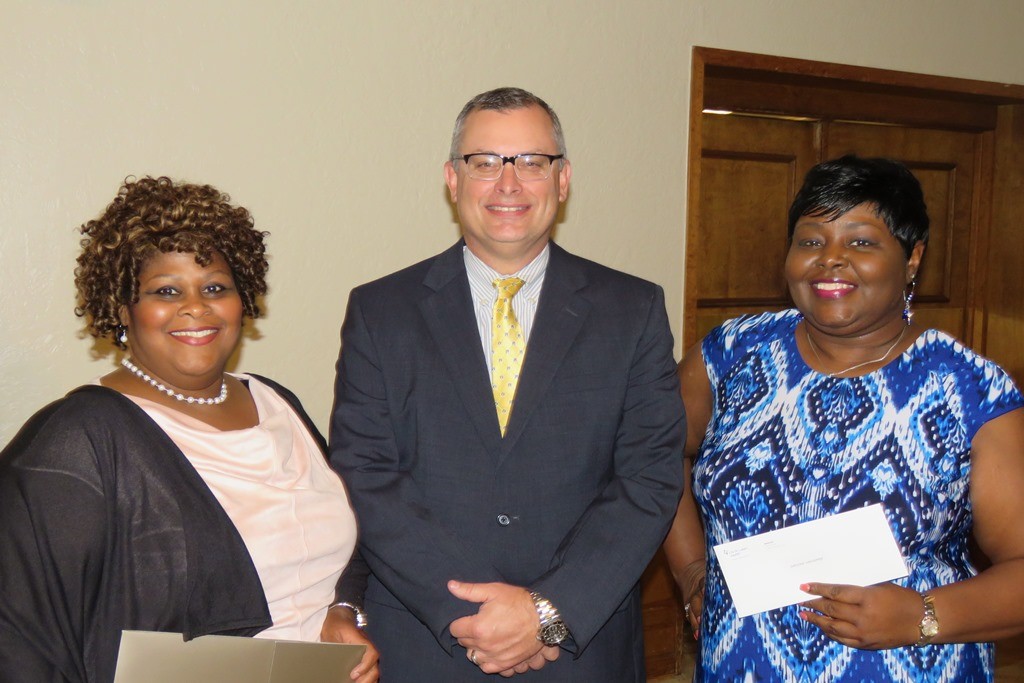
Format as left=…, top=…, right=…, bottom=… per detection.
left=449, top=87, right=567, bottom=160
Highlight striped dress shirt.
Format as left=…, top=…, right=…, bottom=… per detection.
left=463, top=244, right=549, bottom=376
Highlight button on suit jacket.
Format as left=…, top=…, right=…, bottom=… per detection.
left=330, top=240, right=684, bottom=682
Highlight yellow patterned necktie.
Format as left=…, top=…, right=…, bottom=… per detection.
left=491, top=277, right=526, bottom=437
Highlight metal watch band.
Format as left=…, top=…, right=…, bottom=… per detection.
left=530, top=591, right=569, bottom=646
left=529, top=591, right=561, bottom=627
left=915, top=593, right=938, bottom=647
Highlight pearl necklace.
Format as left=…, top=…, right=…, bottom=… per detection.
left=804, top=324, right=907, bottom=378
left=121, top=357, right=228, bottom=405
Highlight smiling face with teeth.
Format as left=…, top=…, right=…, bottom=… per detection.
left=120, top=250, right=243, bottom=395
left=785, top=202, right=924, bottom=340
left=443, top=105, right=571, bottom=273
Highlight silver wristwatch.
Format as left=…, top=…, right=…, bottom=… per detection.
left=915, top=593, right=938, bottom=647
left=330, top=601, right=368, bottom=629
left=530, top=591, right=569, bottom=646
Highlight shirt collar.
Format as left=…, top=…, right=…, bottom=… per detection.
left=463, top=244, right=549, bottom=301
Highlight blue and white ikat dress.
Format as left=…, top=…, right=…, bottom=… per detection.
left=694, top=310, right=1024, bottom=683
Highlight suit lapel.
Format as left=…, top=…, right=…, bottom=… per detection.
left=499, top=243, right=591, bottom=457
left=419, top=242, right=504, bottom=454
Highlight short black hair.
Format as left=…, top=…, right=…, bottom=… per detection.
left=788, top=155, right=929, bottom=257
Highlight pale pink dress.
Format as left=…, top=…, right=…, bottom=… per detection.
left=120, top=373, right=357, bottom=641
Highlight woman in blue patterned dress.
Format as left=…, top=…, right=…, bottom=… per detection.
left=663, top=155, right=1024, bottom=682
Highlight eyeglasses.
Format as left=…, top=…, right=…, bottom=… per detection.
left=455, top=153, right=565, bottom=181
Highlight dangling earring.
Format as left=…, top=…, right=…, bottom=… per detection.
left=116, top=325, right=128, bottom=344
left=903, top=278, right=916, bottom=325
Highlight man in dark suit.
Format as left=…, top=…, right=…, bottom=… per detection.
left=330, top=87, right=684, bottom=681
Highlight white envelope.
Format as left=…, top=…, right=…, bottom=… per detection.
left=713, top=503, right=908, bottom=618
left=113, top=630, right=366, bottom=683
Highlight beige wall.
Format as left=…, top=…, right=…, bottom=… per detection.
left=2, top=0, right=1023, bottom=442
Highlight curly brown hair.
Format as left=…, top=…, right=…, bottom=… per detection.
left=75, top=176, right=269, bottom=349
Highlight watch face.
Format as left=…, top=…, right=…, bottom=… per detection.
left=540, top=621, right=569, bottom=646
left=921, top=616, right=939, bottom=638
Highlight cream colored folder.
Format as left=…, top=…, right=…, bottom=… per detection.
left=113, top=630, right=365, bottom=683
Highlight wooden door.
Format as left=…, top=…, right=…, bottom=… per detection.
left=692, top=114, right=816, bottom=341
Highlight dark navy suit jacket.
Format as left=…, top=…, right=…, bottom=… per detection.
left=330, top=241, right=684, bottom=682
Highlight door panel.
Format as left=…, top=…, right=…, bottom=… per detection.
left=693, top=114, right=816, bottom=340
left=984, top=104, right=1024, bottom=380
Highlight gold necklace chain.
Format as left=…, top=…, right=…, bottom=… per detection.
left=804, top=324, right=907, bottom=378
